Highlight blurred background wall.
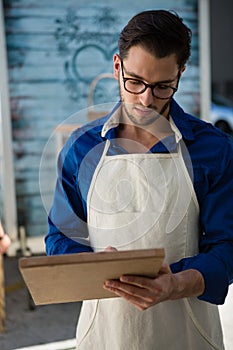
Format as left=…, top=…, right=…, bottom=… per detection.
left=210, top=0, right=233, bottom=100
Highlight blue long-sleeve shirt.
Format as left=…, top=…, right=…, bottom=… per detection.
left=45, top=99, right=233, bottom=305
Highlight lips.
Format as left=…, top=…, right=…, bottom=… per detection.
left=134, top=106, right=156, bottom=117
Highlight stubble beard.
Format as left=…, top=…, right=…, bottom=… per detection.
left=119, top=87, right=171, bottom=127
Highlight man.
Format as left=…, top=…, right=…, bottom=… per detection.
left=45, top=10, right=233, bottom=349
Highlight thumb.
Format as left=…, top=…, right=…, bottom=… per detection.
left=159, top=263, right=172, bottom=275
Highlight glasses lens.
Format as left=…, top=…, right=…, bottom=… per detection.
left=125, top=79, right=146, bottom=94
left=153, top=86, right=175, bottom=99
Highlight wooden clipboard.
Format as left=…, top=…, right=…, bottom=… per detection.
left=19, top=248, right=165, bottom=305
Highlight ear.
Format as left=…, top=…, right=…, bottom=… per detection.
left=113, top=54, right=121, bottom=80
left=179, top=65, right=186, bottom=76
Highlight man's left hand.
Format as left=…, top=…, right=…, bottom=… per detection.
left=103, top=265, right=204, bottom=311
left=103, top=264, right=176, bottom=310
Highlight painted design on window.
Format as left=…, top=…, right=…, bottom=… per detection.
left=54, top=7, right=120, bottom=104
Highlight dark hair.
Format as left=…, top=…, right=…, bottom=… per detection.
left=118, top=10, right=192, bottom=68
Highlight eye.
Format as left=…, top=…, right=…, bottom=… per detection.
left=128, top=79, right=143, bottom=86
left=157, top=84, right=170, bottom=90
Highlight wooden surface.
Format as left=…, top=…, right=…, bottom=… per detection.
left=19, top=248, right=165, bottom=305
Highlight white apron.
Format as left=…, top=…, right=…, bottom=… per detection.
left=76, top=118, right=224, bottom=350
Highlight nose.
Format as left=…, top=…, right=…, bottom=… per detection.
left=139, top=87, right=154, bottom=107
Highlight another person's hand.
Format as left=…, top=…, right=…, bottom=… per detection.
left=0, top=225, right=11, bottom=254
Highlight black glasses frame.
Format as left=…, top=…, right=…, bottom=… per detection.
left=120, top=59, right=180, bottom=100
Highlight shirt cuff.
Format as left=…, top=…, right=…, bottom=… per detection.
left=170, top=254, right=229, bottom=304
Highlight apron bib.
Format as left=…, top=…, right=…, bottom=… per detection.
left=76, top=119, right=224, bottom=350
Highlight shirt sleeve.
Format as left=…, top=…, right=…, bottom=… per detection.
left=171, top=138, right=233, bottom=304
left=45, top=134, right=93, bottom=255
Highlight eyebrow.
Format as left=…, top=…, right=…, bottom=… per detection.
left=123, top=66, right=177, bottom=84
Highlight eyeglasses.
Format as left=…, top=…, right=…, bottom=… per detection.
left=121, top=60, right=179, bottom=100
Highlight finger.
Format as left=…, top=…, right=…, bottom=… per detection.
left=119, top=275, right=157, bottom=290
left=103, top=283, right=152, bottom=310
left=104, top=280, right=155, bottom=302
left=104, top=246, right=118, bottom=252
left=159, top=264, right=172, bottom=274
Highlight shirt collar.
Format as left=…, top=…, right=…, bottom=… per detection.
left=101, top=101, right=121, bottom=138
left=170, top=99, right=195, bottom=141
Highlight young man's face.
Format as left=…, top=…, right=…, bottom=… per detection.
left=113, top=45, right=183, bottom=126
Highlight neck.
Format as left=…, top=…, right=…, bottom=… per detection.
left=116, top=116, right=174, bottom=152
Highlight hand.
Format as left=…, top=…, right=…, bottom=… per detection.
left=103, top=264, right=173, bottom=310
left=0, top=233, right=11, bottom=254
left=103, top=265, right=204, bottom=311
